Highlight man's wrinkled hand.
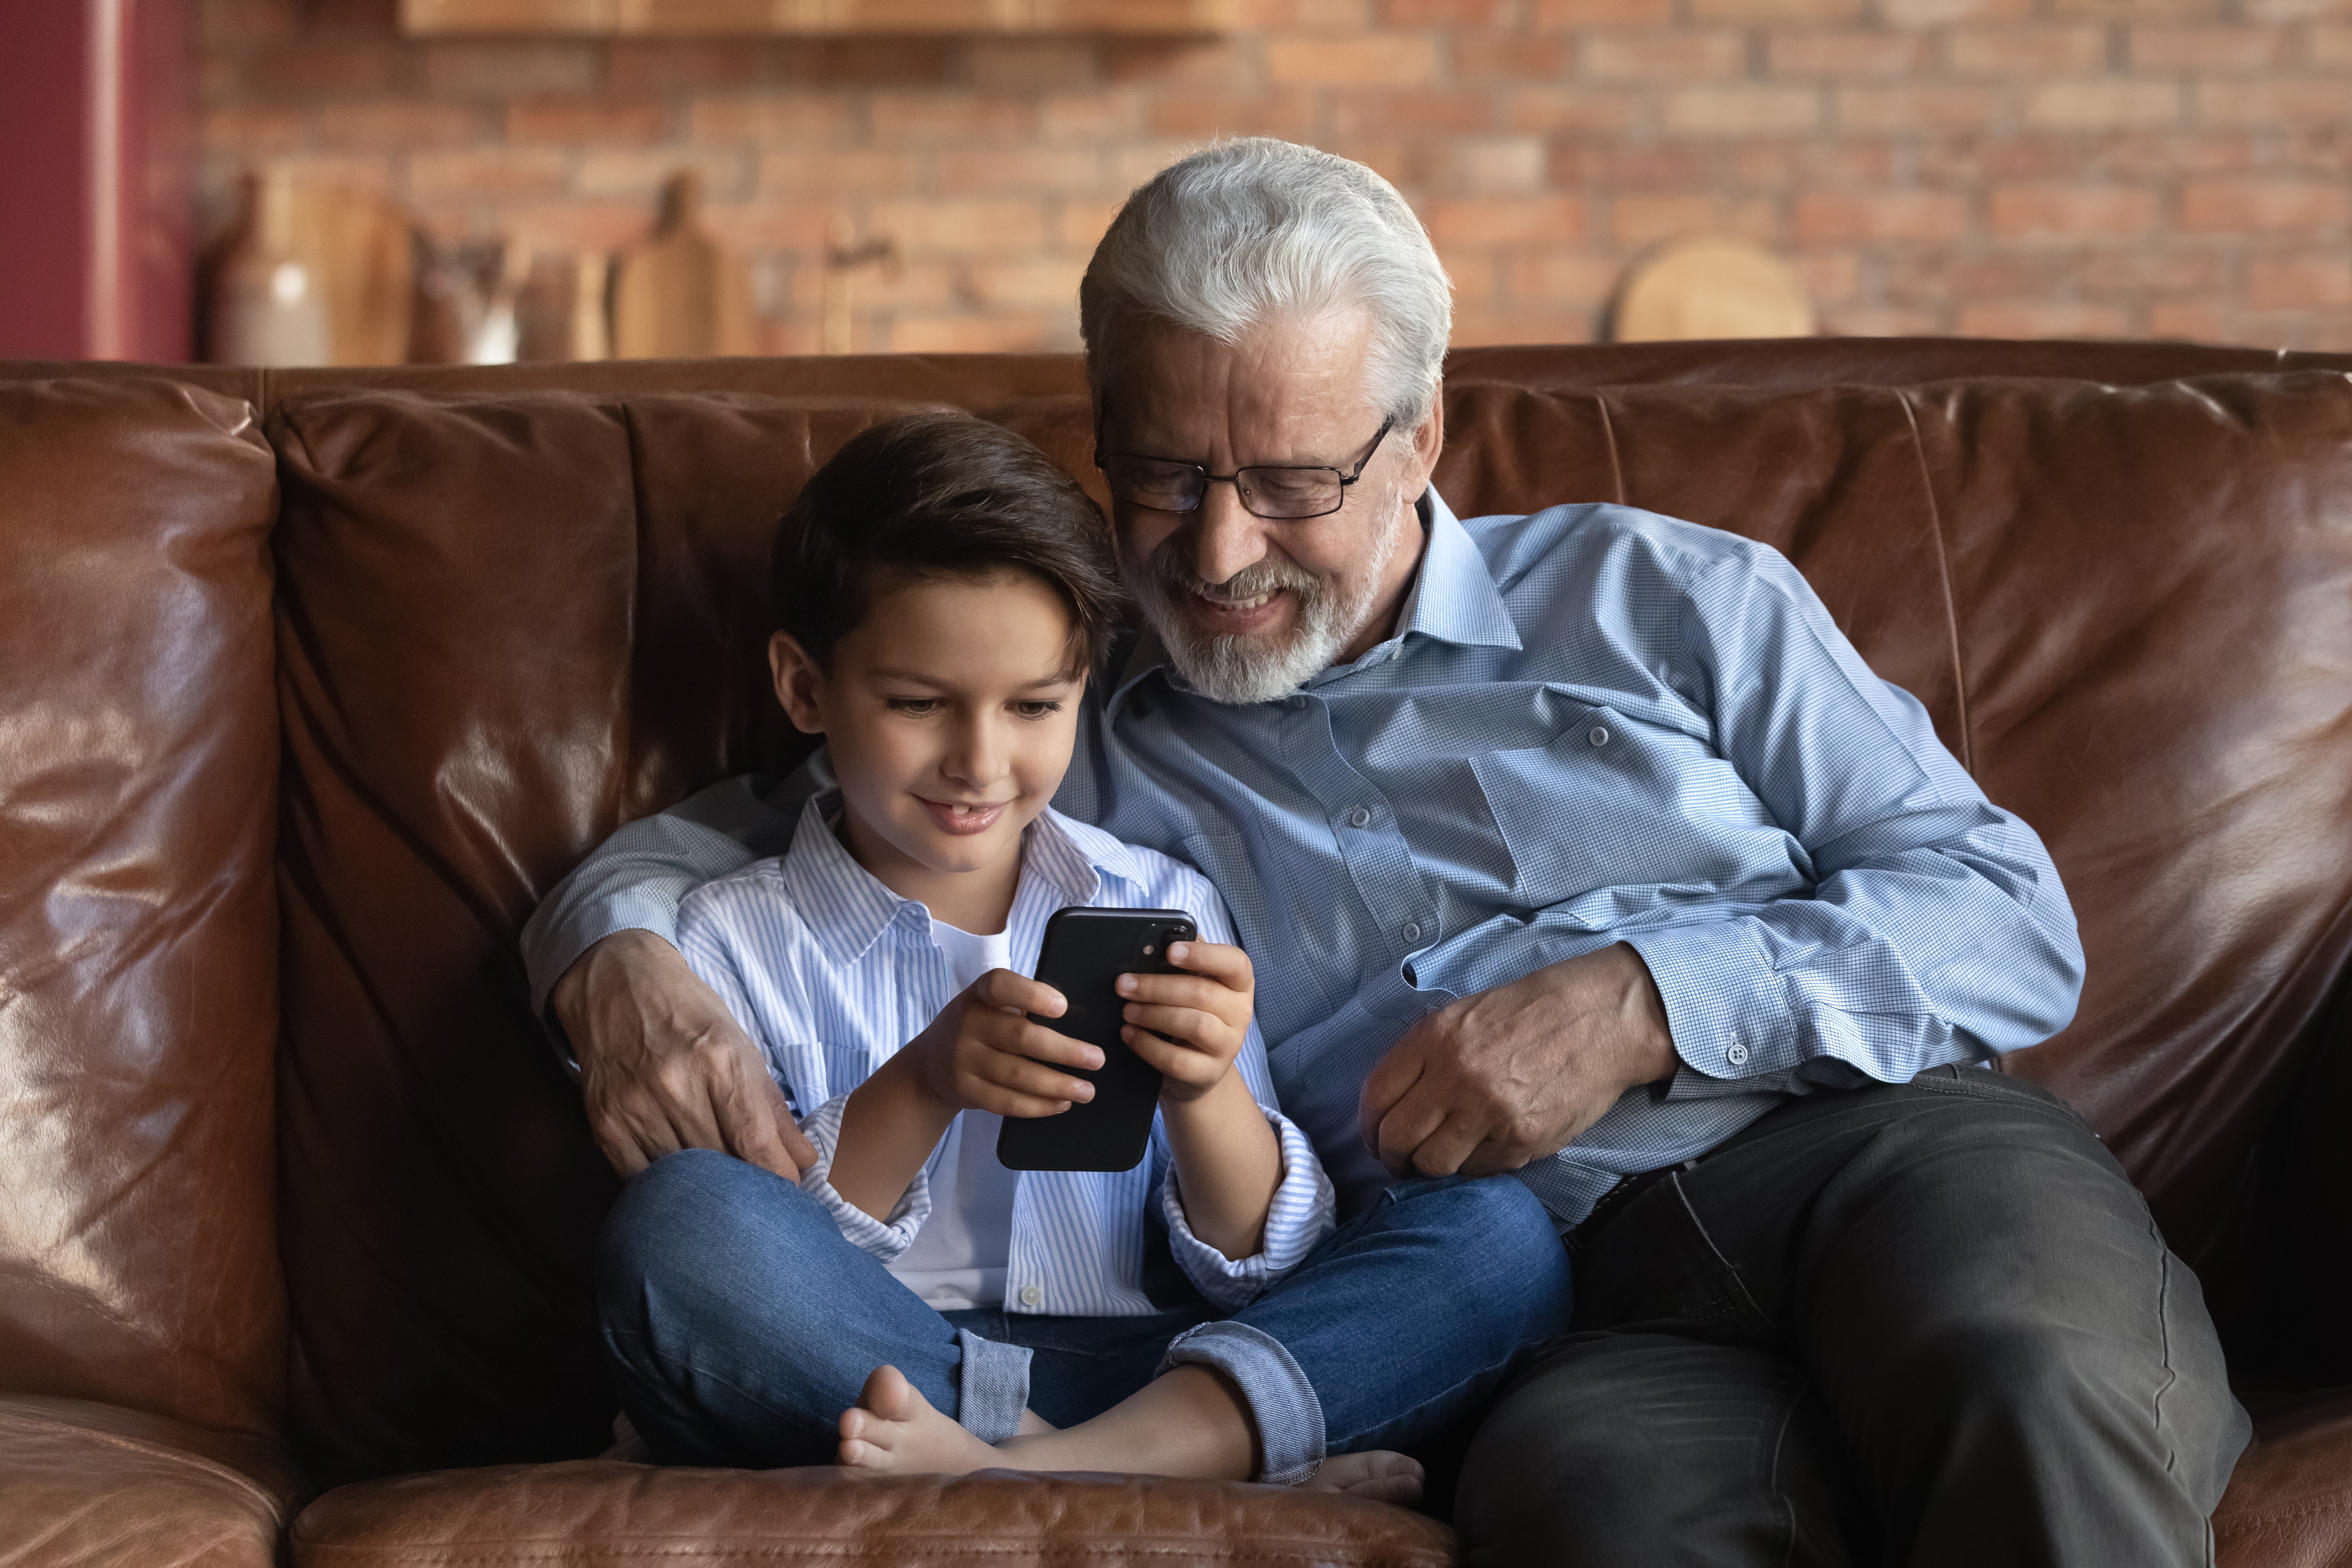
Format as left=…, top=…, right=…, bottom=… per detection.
left=551, top=929, right=818, bottom=1182
left=1357, top=943, right=1678, bottom=1180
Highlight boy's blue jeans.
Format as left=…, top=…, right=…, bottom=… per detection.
left=598, top=1148, right=1573, bottom=1485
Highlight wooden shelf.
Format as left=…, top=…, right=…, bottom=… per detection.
left=400, top=0, right=1235, bottom=34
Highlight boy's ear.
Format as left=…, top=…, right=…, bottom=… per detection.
left=768, top=631, right=828, bottom=735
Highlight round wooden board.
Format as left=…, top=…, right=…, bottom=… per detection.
left=1607, top=233, right=1816, bottom=343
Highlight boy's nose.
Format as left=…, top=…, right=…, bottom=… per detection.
left=945, top=718, right=1006, bottom=784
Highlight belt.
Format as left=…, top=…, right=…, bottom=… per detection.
left=1564, top=1158, right=1700, bottom=1256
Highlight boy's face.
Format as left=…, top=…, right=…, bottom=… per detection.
left=770, top=570, right=1085, bottom=892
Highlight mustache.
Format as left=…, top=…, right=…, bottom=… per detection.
left=1138, top=535, right=1323, bottom=606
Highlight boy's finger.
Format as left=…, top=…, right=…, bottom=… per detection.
left=983, top=1019, right=1102, bottom=1071
left=978, top=1089, right=1077, bottom=1119
left=1118, top=1001, right=1227, bottom=1051
left=1115, top=969, right=1246, bottom=1020
left=1121, top=1027, right=1224, bottom=1081
left=972, top=1051, right=1095, bottom=1105
left=976, top=967, right=1065, bottom=1018
left=1162, top=939, right=1251, bottom=986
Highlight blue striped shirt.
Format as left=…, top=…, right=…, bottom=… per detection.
left=673, top=792, right=1336, bottom=1318
left=527, top=491, right=2082, bottom=1228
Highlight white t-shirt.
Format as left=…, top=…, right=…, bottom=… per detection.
left=886, top=917, right=1023, bottom=1311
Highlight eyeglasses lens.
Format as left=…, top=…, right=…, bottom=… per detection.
left=1106, top=458, right=1341, bottom=520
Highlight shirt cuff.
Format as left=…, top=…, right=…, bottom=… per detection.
left=1620, top=921, right=1801, bottom=1095
left=523, top=882, right=696, bottom=1021
left=1160, top=1107, right=1336, bottom=1313
left=793, top=1092, right=931, bottom=1263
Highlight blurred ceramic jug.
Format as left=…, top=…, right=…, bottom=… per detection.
left=210, top=167, right=330, bottom=366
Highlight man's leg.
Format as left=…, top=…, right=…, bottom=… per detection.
left=1459, top=1332, right=1861, bottom=1568
left=1457, top=1068, right=2248, bottom=1567
left=596, top=1148, right=1032, bottom=1466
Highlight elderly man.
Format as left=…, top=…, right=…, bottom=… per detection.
left=523, top=139, right=2246, bottom=1563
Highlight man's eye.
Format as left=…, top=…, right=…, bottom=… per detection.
left=887, top=698, right=939, bottom=715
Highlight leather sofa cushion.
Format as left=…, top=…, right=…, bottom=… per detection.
left=288, top=1462, right=1461, bottom=1568
left=0, top=1394, right=306, bottom=1568
left=0, top=378, right=287, bottom=1435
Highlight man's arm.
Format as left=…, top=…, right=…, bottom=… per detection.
left=1363, top=545, right=2085, bottom=1179
left=522, top=770, right=822, bottom=1179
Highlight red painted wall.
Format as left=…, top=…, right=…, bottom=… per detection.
left=0, top=0, right=189, bottom=361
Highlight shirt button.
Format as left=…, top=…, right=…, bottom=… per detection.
left=1726, top=1039, right=1751, bottom=1066
left=1347, top=806, right=1372, bottom=829
left=1589, top=725, right=1610, bottom=747
left=1019, top=1284, right=1043, bottom=1307
left=1402, top=921, right=1423, bottom=943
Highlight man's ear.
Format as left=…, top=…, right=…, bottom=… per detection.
left=1405, top=381, right=1445, bottom=491
left=769, top=631, right=828, bottom=735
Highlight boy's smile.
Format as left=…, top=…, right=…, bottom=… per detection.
left=770, top=569, right=1086, bottom=934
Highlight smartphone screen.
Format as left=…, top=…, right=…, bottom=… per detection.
left=995, top=907, right=1196, bottom=1173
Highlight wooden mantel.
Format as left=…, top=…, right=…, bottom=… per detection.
left=399, top=0, right=1234, bottom=33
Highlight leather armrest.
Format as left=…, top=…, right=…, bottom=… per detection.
left=0, top=1394, right=306, bottom=1568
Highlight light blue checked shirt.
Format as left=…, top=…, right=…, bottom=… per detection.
left=673, top=791, right=1335, bottom=1318
left=525, top=491, right=2083, bottom=1228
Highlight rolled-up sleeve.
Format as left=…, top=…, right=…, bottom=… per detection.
left=1620, top=548, right=2084, bottom=1095
left=791, top=1092, right=933, bottom=1263
left=1159, top=1091, right=1333, bottom=1312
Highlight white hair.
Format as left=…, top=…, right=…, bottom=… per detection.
left=1080, top=138, right=1453, bottom=428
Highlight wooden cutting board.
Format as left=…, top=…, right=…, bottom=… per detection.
left=611, top=171, right=757, bottom=359
left=1607, top=233, right=1815, bottom=343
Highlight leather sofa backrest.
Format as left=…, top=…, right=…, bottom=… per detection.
left=259, top=363, right=2352, bottom=1481
left=0, top=378, right=287, bottom=1436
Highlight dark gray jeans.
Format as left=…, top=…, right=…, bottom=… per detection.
left=1456, top=1066, right=2250, bottom=1567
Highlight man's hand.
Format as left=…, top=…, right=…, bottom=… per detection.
left=1357, top=943, right=1679, bottom=1179
left=550, top=929, right=817, bottom=1182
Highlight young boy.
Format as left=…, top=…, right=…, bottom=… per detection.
left=594, top=413, right=1572, bottom=1500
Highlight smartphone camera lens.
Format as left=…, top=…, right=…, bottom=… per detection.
left=1141, top=944, right=1155, bottom=956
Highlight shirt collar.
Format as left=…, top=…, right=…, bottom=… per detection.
left=780, top=791, right=1109, bottom=967
left=1109, top=485, right=1520, bottom=713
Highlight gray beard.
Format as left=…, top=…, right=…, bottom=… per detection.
left=1124, top=499, right=1407, bottom=706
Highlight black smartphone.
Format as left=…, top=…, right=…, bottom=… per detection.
left=995, top=907, right=1197, bottom=1174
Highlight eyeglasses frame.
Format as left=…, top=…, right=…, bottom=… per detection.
left=1091, top=410, right=1398, bottom=522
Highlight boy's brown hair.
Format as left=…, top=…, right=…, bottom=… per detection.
left=773, top=413, right=1124, bottom=673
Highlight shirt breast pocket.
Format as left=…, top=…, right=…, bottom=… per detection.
left=1466, top=704, right=1773, bottom=921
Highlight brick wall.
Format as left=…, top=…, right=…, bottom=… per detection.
left=200, top=0, right=2352, bottom=355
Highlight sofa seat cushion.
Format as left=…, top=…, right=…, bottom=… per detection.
left=288, top=1461, right=1460, bottom=1568
left=0, top=1394, right=306, bottom=1568
left=2215, top=1386, right=2352, bottom=1568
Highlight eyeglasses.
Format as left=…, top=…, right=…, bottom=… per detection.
left=1093, top=414, right=1396, bottom=522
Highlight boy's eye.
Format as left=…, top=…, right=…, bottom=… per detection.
left=886, top=698, right=939, bottom=716
left=1013, top=701, right=1063, bottom=720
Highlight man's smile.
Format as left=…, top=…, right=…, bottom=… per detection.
left=1188, top=585, right=1292, bottom=635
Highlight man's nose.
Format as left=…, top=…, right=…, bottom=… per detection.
left=1189, top=481, right=1272, bottom=586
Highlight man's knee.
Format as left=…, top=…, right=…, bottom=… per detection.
left=1459, top=1333, right=1849, bottom=1567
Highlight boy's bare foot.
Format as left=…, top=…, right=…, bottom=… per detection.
left=1303, top=1450, right=1424, bottom=1506
left=837, top=1365, right=1004, bottom=1474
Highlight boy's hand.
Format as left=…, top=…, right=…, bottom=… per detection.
left=908, top=969, right=1103, bottom=1119
left=1116, top=940, right=1254, bottom=1104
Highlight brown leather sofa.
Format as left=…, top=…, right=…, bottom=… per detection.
left=4, top=339, right=2350, bottom=1568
